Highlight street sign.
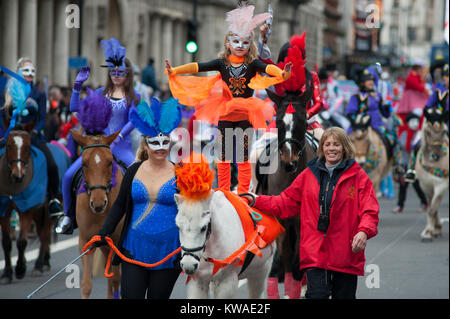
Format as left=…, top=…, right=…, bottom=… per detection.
left=68, top=57, right=88, bottom=69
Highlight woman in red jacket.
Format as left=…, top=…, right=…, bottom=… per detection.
left=243, top=127, right=379, bottom=299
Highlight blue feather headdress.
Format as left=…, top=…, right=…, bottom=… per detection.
left=100, top=38, right=127, bottom=70
left=0, top=65, right=31, bottom=138
left=130, top=97, right=182, bottom=137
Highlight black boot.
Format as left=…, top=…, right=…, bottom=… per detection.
left=48, top=198, right=64, bottom=219
left=55, top=216, right=73, bottom=235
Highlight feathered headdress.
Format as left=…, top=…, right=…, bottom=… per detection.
left=275, top=32, right=307, bottom=95
left=175, top=153, right=214, bottom=202
left=100, top=38, right=127, bottom=70
left=0, top=65, right=32, bottom=138
left=130, top=97, right=182, bottom=137
left=225, top=5, right=272, bottom=38
left=78, top=88, right=112, bottom=134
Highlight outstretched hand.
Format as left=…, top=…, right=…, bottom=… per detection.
left=165, top=60, right=173, bottom=76
left=75, top=66, right=90, bottom=84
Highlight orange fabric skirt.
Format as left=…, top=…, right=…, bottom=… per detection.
left=168, top=74, right=276, bottom=130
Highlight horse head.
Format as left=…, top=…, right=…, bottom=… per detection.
left=174, top=192, right=213, bottom=275
left=349, top=114, right=372, bottom=165
left=5, top=130, right=31, bottom=183
left=267, top=89, right=308, bottom=173
left=423, top=108, right=449, bottom=162
left=71, top=129, right=120, bottom=214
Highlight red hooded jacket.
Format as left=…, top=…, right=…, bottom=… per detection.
left=253, top=158, right=379, bottom=276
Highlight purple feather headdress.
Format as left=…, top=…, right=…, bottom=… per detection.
left=78, top=88, right=112, bottom=134
left=100, top=38, right=127, bottom=70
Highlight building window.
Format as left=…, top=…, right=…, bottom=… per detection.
left=408, top=27, right=416, bottom=42
left=426, top=27, right=433, bottom=41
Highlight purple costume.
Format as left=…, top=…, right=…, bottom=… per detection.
left=346, top=91, right=390, bottom=134
left=61, top=87, right=139, bottom=218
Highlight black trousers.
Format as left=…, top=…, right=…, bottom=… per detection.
left=31, top=134, right=59, bottom=198
left=120, top=262, right=180, bottom=299
left=217, top=120, right=253, bottom=163
left=305, top=268, right=357, bottom=299
left=397, top=180, right=428, bottom=208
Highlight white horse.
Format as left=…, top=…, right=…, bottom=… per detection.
left=174, top=190, right=276, bottom=299
left=416, top=108, right=449, bottom=242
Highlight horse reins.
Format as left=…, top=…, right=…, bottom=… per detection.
left=81, top=143, right=114, bottom=196
left=180, top=221, right=212, bottom=262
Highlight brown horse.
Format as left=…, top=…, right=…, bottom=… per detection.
left=348, top=114, right=392, bottom=197
left=252, top=89, right=316, bottom=298
left=0, top=129, right=53, bottom=284
left=71, top=129, right=124, bottom=299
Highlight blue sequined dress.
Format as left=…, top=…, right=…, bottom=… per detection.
left=122, top=176, right=180, bottom=270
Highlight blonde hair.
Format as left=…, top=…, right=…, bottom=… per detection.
left=318, top=127, right=356, bottom=162
left=219, top=32, right=258, bottom=66
left=135, top=138, right=149, bottom=162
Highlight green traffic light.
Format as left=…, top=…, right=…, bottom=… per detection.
left=186, top=41, right=198, bottom=53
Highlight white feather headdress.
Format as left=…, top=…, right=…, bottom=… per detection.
left=225, top=5, right=272, bottom=39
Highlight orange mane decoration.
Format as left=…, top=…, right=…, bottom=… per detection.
left=175, top=153, right=214, bottom=202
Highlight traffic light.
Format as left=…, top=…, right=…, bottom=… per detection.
left=186, top=20, right=198, bottom=54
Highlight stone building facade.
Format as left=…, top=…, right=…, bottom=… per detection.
left=0, top=0, right=325, bottom=88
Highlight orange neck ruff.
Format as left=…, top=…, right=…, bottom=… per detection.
left=229, top=55, right=245, bottom=64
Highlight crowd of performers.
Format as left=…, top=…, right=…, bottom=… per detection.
left=0, top=2, right=448, bottom=299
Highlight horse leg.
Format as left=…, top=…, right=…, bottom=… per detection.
left=186, top=277, right=210, bottom=299
left=246, top=245, right=275, bottom=299
left=15, top=209, right=33, bottom=279
left=429, top=184, right=447, bottom=238
left=0, top=214, right=13, bottom=284
left=79, top=243, right=94, bottom=299
left=32, top=205, right=52, bottom=276
left=212, top=273, right=239, bottom=299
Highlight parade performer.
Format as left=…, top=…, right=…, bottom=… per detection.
left=242, top=127, right=379, bottom=299
left=164, top=4, right=292, bottom=194
left=94, top=97, right=182, bottom=299
left=56, top=38, right=140, bottom=234
left=0, top=59, right=63, bottom=218
left=404, top=63, right=449, bottom=182
left=346, top=67, right=402, bottom=171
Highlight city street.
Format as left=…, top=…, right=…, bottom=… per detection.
left=1, top=187, right=448, bottom=299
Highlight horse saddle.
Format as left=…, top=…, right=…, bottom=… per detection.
left=217, top=190, right=285, bottom=275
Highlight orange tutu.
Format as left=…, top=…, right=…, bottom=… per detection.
left=168, top=74, right=276, bottom=130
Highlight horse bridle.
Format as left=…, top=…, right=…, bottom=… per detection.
left=7, top=157, right=30, bottom=170
left=180, top=221, right=212, bottom=262
left=82, top=143, right=113, bottom=196
left=278, top=137, right=307, bottom=159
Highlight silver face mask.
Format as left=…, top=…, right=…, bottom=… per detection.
left=145, top=133, right=171, bottom=151
left=228, top=35, right=251, bottom=50
left=20, top=66, right=36, bottom=77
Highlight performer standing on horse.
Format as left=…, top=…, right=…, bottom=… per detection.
left=1, top=58, right=64, bottom=219
left=56, top=38, right=140, bottom=234
left=164, top=3, right=292, bottom=195
left=404, top=63, right=449, bottom=183
left=94, top=97, right=183, bottom=299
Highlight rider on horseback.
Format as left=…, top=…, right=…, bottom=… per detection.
left=404, top=63, right=449, bottom=183
left=56, top=38, right=140, bottom=234
left=0, top=60, right=64, bottom=219
left=346, top=66, right=402, bottom=173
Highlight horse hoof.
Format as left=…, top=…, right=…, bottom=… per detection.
left=421, top=237, right=432, bottom=243
left=15, top=265, right=26, bottom=280
left=0, top=275, right=12, bottom=285
left=31, top=269, right=44, bottom=277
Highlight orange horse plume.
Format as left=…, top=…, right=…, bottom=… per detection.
left=175, top=153, right=214, bottom=202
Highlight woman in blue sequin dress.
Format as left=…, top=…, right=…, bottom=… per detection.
left=95, top=97, right=183, bottom=299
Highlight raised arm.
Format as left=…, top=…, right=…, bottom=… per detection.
left=70, top=66, right=91, bottom=113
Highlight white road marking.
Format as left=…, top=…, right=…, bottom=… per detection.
left=0, top=236, right=79, bottom=271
